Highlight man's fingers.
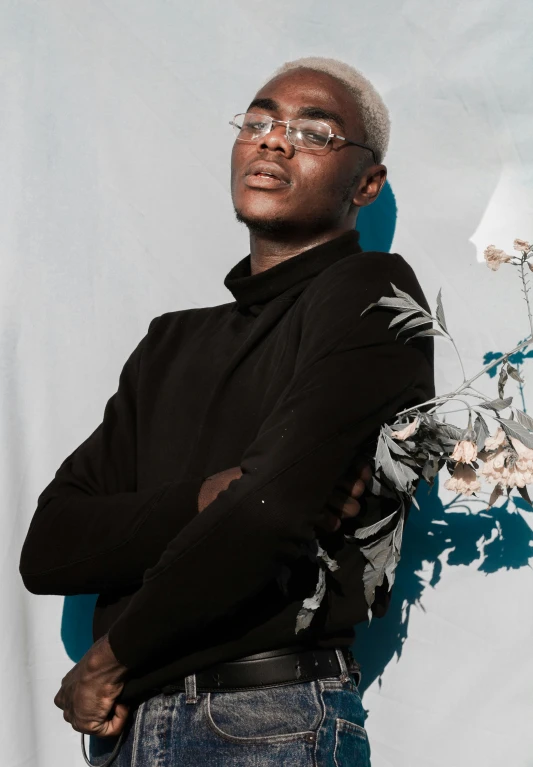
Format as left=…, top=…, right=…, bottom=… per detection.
left=337, top=474, right=365, bottom=495
left=327, top=491, right=361, bottom=518
left=97, top=704, right=130, bottom=737
left=338, top=466, right=372, bottom=496
left=358, top=463, right=372, bottom=482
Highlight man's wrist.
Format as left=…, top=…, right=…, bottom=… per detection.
left=87, top=634, right=129, bottom=682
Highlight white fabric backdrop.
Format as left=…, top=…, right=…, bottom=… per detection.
left=2, top=1, right=532, bottom=765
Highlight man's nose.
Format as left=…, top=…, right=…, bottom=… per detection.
left=258, top=124, right=295, bottom=157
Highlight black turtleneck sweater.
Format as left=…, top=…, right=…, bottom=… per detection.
left=19, top=230, right=435, bottom=704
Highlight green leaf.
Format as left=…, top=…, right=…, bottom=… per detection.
left=315, top=542, right=339, bottom=572
left=360, top=531, right=395, bottom=608
left=404, top=328, right=446, bottom=341
left=367, top=473, right=400, bottom=501
left=515, top=408, right=533, bottom=431
left=353, top=504, right=402, bottom=540
left=418, top=437, right=445, bottom=454
left=507, top=363, right=524, bottom=383
left=395, top=316, right=435, bottom=337
left=496, top=416, right=533, bottom=449
left=422, top=456, right=440, bottom=486
left=383, top=432, right=411, bottom=458
left=360, top=297, right=415, bottom=317
left=498, top=364, right=508, bottom=399
left=392, top=509, right=405, bottom=558
left=473, top=413, right=490, bottom=451
left=434, top=421, right=464, bottom=440
left=388, top=309, right=424, bottom=328
left=295, top=541, right=339, bottom=634
left=487, top=484, right=504, bottom=508
left=360, top=508, right=406, bottom=607
left=375, top=431, right=419, bottom=493
left=435, top=288, right=448, bottom=333
left=478, top=396, right=513, bottom=412
left=389, top=283, right=433, bottom=318
left=295, top=566, right=326, bottom=633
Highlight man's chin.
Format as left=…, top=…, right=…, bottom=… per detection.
left=234, top=208, right=297, bottom=236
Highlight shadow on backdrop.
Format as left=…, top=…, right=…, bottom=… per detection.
left=351, top=474, right=533, bottom=698
left=353, top=339, right=533, bottom=698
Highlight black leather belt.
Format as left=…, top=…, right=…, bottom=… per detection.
left=160, top=645, right=362, bottom=693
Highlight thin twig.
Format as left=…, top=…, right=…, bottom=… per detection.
left=397, top=335, right=533, bottom=417
left=520, top=258, right=533, bottom=338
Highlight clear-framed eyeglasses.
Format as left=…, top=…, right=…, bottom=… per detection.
left=229, top=111, right=377, bottom=163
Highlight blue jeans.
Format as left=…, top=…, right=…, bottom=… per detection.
left=89, top=669, right=371, bottom=766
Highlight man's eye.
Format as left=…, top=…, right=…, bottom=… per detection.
left=245, top=121, right=267, bottom=131
left=295, top=130, right=324, bottom=145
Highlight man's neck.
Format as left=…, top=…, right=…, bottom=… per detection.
left=249, top=226, right=356, bottom=276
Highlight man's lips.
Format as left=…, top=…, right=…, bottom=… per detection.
left=244, top=174, right=290, bottom=190
left=244, top=161, right=291, bottom=189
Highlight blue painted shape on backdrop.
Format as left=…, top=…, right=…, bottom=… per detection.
left=356, top=179, right=397, bottom=253
left=61, top=593, right=98, bottom=662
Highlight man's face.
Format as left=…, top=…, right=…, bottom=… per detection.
left=230, top=68, right=381, bottom=236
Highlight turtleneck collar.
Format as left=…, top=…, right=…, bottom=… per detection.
left=224, top=229, right=363, bottom=311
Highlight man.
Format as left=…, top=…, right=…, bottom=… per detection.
left=20, top=56, right=434, bottom=765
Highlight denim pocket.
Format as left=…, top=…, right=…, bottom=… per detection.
left=205, top=681, right=323, bottom=743
left=333, top=717, right=371, bottom=767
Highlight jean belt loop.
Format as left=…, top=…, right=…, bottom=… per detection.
left=185, top=673, right=199, bottom=704
left=334, top=648, right=350, bottom=684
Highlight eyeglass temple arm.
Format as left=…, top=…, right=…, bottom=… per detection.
left=332, top=134, right=377, bottom=163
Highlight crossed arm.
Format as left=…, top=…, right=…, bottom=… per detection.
left=46, top=458, right=371, bottom=738
left=22, top=255, right=433, bottom=737
left=19, top=328, right=372, bottom=737
left=19, top=311, right=370, bottom=601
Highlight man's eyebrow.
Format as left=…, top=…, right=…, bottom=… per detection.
left=246, top=98, right=346, bottom=133
left=296, top=107, right=346, bottom=132
left=247, top=97, right=279, bottom=112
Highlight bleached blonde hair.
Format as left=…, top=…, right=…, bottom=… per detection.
left=263, top=56, right=390, bottom=166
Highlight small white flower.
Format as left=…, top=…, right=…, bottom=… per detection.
left=483, top=245, right=513, bottom=271
left=450, top=439, right=478, bottom=464
left=513, top=238, right=531, bottom=253
left=484, top=427, right=506, bottom=451
left=444, top=463, right=481, bottom=496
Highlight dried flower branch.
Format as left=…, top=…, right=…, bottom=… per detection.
left=295, top=235, right=533, bottom=633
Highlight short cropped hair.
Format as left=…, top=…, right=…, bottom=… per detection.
left=263, top=56, right=390, bottom=166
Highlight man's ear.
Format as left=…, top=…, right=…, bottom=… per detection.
left=352, top=166, right=387, bottom=208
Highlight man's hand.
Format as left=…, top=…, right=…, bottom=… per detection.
left=198, top=466, right=244, bottom=512
left=198, top=461, right=373, bottom=533
left=321, top=460, right=373, bottom=532
left=54, top=634, right=129, bottom=736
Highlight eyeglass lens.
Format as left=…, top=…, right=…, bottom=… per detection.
left=232, top=112, right=330, bottom=149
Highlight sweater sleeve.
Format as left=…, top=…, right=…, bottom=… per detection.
left=19, top=317, right=204, bottom=596
left=106, top=254, right=435, bottom=670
